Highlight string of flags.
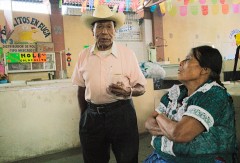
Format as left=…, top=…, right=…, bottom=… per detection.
left=61, top=0, right=240, bottom=16
left=150, top=0, right=240, bottom=16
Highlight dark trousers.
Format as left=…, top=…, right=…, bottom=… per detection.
left=79, top=100, right=139, bottom=163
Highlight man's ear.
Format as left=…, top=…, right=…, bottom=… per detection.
left=91, top=25, right=95, bottom=36
left=91, top=28, right=95, bottom=36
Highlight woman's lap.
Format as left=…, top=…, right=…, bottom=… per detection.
left=144, top=150, right=170, bottom=163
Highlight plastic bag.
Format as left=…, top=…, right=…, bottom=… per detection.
left=139, top=62, right=166, bottom=79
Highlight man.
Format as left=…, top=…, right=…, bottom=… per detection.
left=72, top=5, right=146, bottom=163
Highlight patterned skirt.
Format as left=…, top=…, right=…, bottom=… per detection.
left=144, top=150, right=228, bottom=163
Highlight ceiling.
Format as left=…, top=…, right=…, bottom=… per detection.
left=12, top=0, right=44, bottom=2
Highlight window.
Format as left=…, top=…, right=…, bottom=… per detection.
left=6, top=53, right=56, bottom=73
left=0, top=0, right=50, bottom=14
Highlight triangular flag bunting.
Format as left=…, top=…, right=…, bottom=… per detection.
left=180, top=6, right=187, bottom=16
left=199, top=0, right=206, bottom=4
left=212, top=4, right=219, bottom=15
left=201, top=5, right=208, bottom=15
left=222, top=4, right=229, bottom=14
left=232, top=4, right=239, bottom=13
left=168, top=5, right=177, bottom=16
left=211, top=0, right=218, bottom=4
left=160, top=2, right=166, bottom=15
left=190, top=6, right=199, bottom=15
left=166, top=0, right=173, bottom=11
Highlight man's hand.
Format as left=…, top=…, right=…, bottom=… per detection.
left=107, top=82, right=131, bottom=98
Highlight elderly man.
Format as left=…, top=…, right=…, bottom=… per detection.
left=72, top=5, right=146, bottom=163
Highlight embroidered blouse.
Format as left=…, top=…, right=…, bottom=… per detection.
left=152, top=80, right=236, bottom=162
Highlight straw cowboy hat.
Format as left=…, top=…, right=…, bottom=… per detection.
left=82, top=5, right=125, bottom=29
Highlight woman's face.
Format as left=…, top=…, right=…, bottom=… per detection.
left=178, top=54, right=203, bottom=83
left=92, top=21, right=115, bottom=51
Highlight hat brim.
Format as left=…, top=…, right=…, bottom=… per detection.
left=82, top=12, right=125, bottom=30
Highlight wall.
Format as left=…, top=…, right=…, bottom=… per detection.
left=0, top=80, right=80, bottom=162
left=63, top=16, right=94, bottom=78
left=0, top=10, right=53, bottom=81
left=161, top=0, right=239, bottom=63
left=0, top=11, right=52, bottom=44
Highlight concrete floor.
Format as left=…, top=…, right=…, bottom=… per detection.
left=15, top=133, right=153, bottom=163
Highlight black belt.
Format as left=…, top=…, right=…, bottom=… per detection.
left=87, top=99, right=131, bottom=114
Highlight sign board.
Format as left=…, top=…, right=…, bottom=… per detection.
left=115, top=19, right=142, bottom=41
left=3, top=44, right=36, bottom=53
left=3, top=0, right=14, bottom=40
left=6, top=53, right=56, bottom=73
left=6, top=52, right=47, bottom=63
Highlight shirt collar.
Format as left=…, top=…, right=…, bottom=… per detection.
left=90, top=42, right=118, bottom=57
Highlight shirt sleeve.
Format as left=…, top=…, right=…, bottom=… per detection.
left=183, top=86, right=228, bottom=131
left=71, top=51, right=86, bottom=87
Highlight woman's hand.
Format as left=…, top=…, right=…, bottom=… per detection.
left=145, top=111, right=163, bottom=136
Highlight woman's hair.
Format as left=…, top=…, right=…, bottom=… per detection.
left=191, top=45, right=225, bottom=87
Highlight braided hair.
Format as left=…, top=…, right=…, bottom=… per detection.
left=191, top=45, right=225, bottom=88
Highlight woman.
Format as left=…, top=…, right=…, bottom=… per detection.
left=144, top=46, right=237, bottom=163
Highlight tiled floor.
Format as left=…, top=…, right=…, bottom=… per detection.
left=16, top=133, right=153, bottom=163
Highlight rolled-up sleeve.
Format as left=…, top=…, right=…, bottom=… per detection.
left=71, top=52, right=86, bottom=87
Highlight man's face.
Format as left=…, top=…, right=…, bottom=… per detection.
left=92, top=21, right=115, bottom=50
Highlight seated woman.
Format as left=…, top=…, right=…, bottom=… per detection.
left=144, top=45, right=238, bottom=163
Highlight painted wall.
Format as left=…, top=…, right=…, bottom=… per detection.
left=0, top=11, right=53, bottom=81
left=0, top=80, right=79, bottom=162
left=162, top=0, right=239, bottom=63
left=63, top=16, right=94, bottom=78
left=0, top=11, right=52, bottom=45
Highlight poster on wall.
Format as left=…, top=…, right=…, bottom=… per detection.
left=3, top=0, right=14, bottom=40
left=6, top=52, right=47, bottom=63
left=3, top=44, right=36, bottom=53
left=6, top=53, right=56, bottom=73
left=2, top=43, right=55, bottom=73
left=0, top=14, right=52, bottom=44
left=115, top=19, right=142, bottom=41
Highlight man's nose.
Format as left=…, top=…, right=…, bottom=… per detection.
left=101, top=28, right=108, bottom=33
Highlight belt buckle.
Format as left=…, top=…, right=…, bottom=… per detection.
left=96, top=106, right=104, bottom=114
